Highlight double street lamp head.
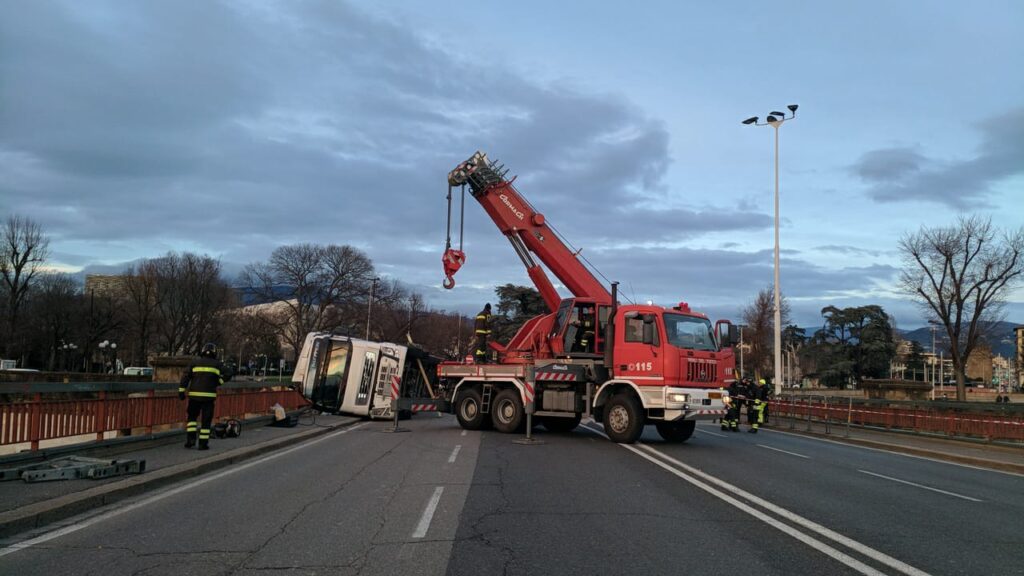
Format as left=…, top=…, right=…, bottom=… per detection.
left=741, top=105, right=799, bottom=126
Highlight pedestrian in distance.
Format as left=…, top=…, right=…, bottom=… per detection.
left=474, top=303, right=492, bottom=363
left=179, top=343, right=231, bottom=450
left=747, top=378, right=770, bottom=433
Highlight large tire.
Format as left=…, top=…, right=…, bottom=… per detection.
left=655, top=420, right=696, bottom=443
left=490, top=389, right=525, bottom=433
left=603, top=393, right=645, bottom=444
left=455, top=388, right=488, bottom=430
left=540, top=414, right=582, bottom=433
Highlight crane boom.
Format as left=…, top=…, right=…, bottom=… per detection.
left=448, top=151, right=612, bottom=310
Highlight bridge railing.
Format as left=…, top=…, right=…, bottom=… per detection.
left=0, top=381, right=307, bottom=451
left=770, top=395, right=1024, bottom=444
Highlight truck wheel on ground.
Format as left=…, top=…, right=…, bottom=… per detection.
left=490, top=388, right=524, bottom=433
left=455, top=388, right=488, bottom=430
left=604, top=392, right=644, bottom=443
left=540, top=414, right=582, bottom=433
left=655, top=420, right=696, bottom=443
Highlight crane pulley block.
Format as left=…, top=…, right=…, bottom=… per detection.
left=442, top=248, right=465, bottom=289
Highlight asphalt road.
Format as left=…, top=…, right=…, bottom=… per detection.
left=1, top=415, right=1021, bottom=575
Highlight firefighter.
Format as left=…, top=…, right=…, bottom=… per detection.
left=722, top=377, right=748, bottom=431
left=179, top=343, right=230, bottom=450
left=473, top=303, right=492, bottom=363
left=572, top=306, right=596, bottom=353
left=747, top=378, right=770, bottom=433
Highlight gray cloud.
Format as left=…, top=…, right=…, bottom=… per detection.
left=852, top=108, right=1024, bottom=208
left=814, top=244, right=884, bottom=257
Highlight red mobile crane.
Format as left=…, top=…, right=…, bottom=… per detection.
left=439, top=151, right=738, bottom=443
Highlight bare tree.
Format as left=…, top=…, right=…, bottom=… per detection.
left=740, top=286, right=791, bottom=382
left=26, top=273, right=79, bottom=370
left=0, top=215, right=50, bottom=357
left=239, top=244, right=374, bottom=356
left=152, top=253, right=231, bottom=355
left=122, top=260, right=161, bottom=365
left=899, top=216, right=1024, bottom=401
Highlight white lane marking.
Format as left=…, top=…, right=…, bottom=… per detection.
left=858, top=470, right=983, bottom=502
left=758, top=444, right=810, bottom=459
left=581, top=424, right=930, bottom=576
left=0, top=422, right=368, bottom=558
left=698, top=429, right=727, bottom=438
left=448, top=444, right=462, bottom=464
left=768, top=428, right=1024, bottom=478
left=412, top=486, right=445, bottom=539
left=460, top=430, right=467, bottom=437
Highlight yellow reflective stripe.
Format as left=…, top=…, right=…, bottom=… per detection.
left=178, top=387, right=186, bottom=392
left=192, top=366, right=221, bottom=376
left=475, top=330, right=488, bottom=334
left=188, top=391, right=218, bottom=398
left=476, top=314, right=488, bottom=319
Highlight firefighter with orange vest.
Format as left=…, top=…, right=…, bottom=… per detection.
left=473, top=303, right=492, bottom=363
left=179, top=343, right=230, bottom=450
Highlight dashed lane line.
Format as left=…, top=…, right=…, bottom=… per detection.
left=412, top=487, right=445, bottom=539
left=448, top=444, right=462, bottom=464
left=858, top=470, right=983, bottom=502
left=758, top=444, right=811, bottom=459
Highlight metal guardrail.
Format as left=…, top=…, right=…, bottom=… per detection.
left=0, top=381, right=306, bottom=451
left=770, top=395, right=1024, bottom=443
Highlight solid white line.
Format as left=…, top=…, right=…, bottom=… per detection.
left=858, top=470, right=983, bottom=502
left=448, top=444, right=462, bottom=464
left=412, top=486, right=445, bottom=538
left=767, top=428, right=1024, bottom=478
left=758, top=444, right=811, bottom=459
left=698, top=429, right=728, bottom=438
left=0, top=422, right=368, bottom=558
left=460, top=430, right=467, bottom=436
left=581, top=424, right=930, bottom=576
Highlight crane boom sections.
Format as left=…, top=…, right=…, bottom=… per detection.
left=448, top=152, right=612, bottom=307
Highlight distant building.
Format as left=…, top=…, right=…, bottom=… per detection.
left=965, top=344, right=993, bottom=383
left=1016, top=326, right=1024, bottom=389
left=84, top=274, right=128, bottom=298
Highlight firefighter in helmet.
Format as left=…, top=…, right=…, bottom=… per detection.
left=474, top=303, right=492, bottom=363
left=747, top=377, right=770, bottom=433
left=179, top=343, right=231, bottom=450
left=722, top=376, right=748, bottom=431
left=572, top=306, right=596, bottom=353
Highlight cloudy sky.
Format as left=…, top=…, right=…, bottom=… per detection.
left=2, top=0, right=1022, bottom=329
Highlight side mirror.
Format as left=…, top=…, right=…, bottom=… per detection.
left=728, top=324, right=739, bottom=347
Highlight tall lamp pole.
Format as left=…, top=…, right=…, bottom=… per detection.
left=744, top=104, right=798, bottom=397
left=366, top=276, right=381, bottom=340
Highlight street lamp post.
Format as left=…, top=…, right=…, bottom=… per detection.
left=743, top=104, right=798, bottom=396
left=366, top=276, right=381, bottom=340
left=928, top=320, right=942, bottom=400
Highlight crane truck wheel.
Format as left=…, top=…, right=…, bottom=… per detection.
left=655, top=420, right=696, bottom=443
left=455, top=388, right=489, bottom=430
left=604, top=393, right=644, bottom=444
left=490, top=389, right=525, bottom=433
left=540, top=414, right=582, bottom=433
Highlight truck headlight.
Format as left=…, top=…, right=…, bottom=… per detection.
left=668, top=393, right=689, bottom=404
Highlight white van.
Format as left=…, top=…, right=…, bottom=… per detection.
left=123, top=367, right=154, bottom=377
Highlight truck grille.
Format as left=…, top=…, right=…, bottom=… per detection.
left=686, top=359, right=717, bottom=383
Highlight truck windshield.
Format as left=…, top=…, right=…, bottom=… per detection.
left=663, top=313, right=716, bottom=352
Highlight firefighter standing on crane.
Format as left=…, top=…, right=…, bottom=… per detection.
left=474, top=303, right=492, bottom=363
left=572, top=306, right=596, bottom=353
left=747, top=378, right=770, bottom=433
left=179, top=343, right=230, bottom=450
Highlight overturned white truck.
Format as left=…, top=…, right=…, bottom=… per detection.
left=292, top=332, right=443, bottom=419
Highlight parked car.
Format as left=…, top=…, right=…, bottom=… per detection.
left=123, top=367, right=154, bottom=377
